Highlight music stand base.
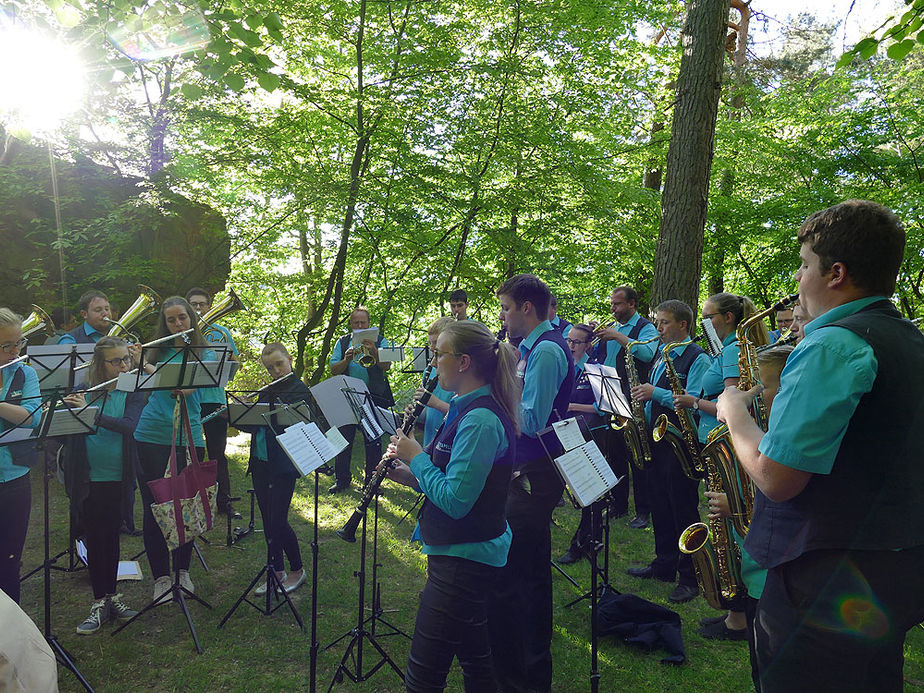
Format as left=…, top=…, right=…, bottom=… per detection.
left=218, top=563, right=303, bottom=629
left=48, top=634, right=95, bottom=692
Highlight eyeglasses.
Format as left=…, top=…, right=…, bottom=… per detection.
left=103, top=355, right=133, bottom=367
left=0, top=338, right=27, bottom=352
left=432, top=349, right=462, bottom=360
left=189, top=301, right=209, bottom=309
left=565, top=338, right=590, bottom=346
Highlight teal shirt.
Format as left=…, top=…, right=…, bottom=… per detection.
left=409, top=384, right=512, bottom=567
left=330, top=334, right=392, bottom=385
left=696, top=334, right=740, bottom=443
left=642, top=343, right=711, bottom=426
left=0, top=363, right=41, bottom=482
left=519, top=321, right=569, bottom=439
left=133, top=347, right=213, bottom=447
left=86, top=390, right=126, bottom=482
left=254, top=428, right=268, bottom=462
left=200, top=324, right=238, bottom=405
left=758, top=296, right=882, bottom=474
left=56, top=322, right=103, bottom=344
left=601, top=313, right=659, bottom=369
left=732, top=527, right=767, bottom=599
left=422, top=375, right=451, bottom=449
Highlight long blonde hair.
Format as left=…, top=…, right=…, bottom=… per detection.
left=441, top=321, right=521, bottom=435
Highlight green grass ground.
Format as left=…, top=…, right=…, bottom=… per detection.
left=18, top=436, right=924, bottom=692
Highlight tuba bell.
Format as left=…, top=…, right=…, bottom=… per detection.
left=21, top=305, right=56, bottom=339
left=106, top=285, right=161, bottom=340
left=199, top=287, right=246, bottom=339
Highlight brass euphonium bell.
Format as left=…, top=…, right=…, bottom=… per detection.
left=21, top=304, right=56, bottom=339
left=199, top=287, right=246, bottom=339
left=106, top=285, right=161, bottom=339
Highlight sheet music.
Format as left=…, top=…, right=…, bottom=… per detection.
left=351, top=327, right=379, bottom=345
left=553, top=440, right=620, bottom=507
left=551, top=418, right=586, bottom=452
left=44, top=407, right=100, bottom=436
left=325, top=426, right=349, bottom=455
left=377, top=346, right=404, bottom=363
left=376, top=406, right=400, bottom=436
left=276, top=421, right=339, bottom=476
left=584, top=363, right=632, bottom=419
left=360, top=399, right=385, bottom=439
left=0, top=427, right=34, bottom=444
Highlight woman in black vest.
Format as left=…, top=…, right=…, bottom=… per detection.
left=386, top=320, right=520, bottom=693
left=63, top=337, right=145, bottom=634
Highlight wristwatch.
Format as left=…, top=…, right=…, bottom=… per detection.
left=692, top=398, right=700, bottom=411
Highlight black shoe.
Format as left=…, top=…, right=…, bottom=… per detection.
left=668, top=584, right=699, bottom=603
left=628, top=514, right=650, bottom=529
left=698, top=618, right=747, bottom=640
left=328, top=483, right=350, bottom=494
left=557, top=549, right=581, bottom=565
left=316, top=464, right=334, bottom=476
left=700, top=614, right=727, bottom=627
left=626, top=565, right=673, bottom=582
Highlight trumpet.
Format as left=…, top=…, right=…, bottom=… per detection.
left=199, top=288, right=246, bottom=341
left=200, top=371, right=296, bottom=423
left=353, top=343, right=376, bottom=368
left=105, top=285, right=161, bottom=339
left=21, top=305, right=56, bottom=339
left=589, top=320, right=616, bottom=349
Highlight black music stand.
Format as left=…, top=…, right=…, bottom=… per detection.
left=325, top=492, right=408, bottom=691
left=24, top=390, right=108, bottom=692
left=110, top=344, right=228, bottom=654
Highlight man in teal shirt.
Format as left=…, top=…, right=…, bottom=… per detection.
left=718, top=200, right=924, bottom=691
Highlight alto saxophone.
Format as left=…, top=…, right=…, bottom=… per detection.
left=652, top=339, right=707, bottom=481
left=619, top=336, right=661, bottom=470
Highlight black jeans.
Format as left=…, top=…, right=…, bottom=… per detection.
left=756, top=545, right=924, bottom=692
left=136, top=441, right=204, bottom=578
left=0, top=472, right=30, bottom=603
left=201, top=403, right=231, bottom=508
left=406, top=555, right=499, bottom=693
left=488, top=468, right=563, bottom=693
left=83, top=481, right=122, bottom=599
left=333, top=424, right=384, bottom=487
left=251, top=462, right=301, bottom=573
left=647, top=440, right=701, bottom=586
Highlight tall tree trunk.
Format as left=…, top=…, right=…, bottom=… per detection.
left=651, top=0, right=730, bottom=310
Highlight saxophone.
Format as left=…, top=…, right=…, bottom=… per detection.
left=619, top=335, right=661, bottom=470
left=652, top=339, right=707, bottom=481
left=701, top=291, right=799, bottom=536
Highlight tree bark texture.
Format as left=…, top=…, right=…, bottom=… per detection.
left=651, top=0, right=730, bottom=311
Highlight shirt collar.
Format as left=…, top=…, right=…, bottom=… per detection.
left=722, top=332, right=737, bottom=347
left=574, top=354, right=589, bottom=371
left=84, top=322, right=103, bottom=338
left=448, top=383, right=492, bottom=415
left=803, top=296, right=887, bottom=337
left=520, top=320, right=553, bottom=352
left=618, top=312, right=640, bottom=329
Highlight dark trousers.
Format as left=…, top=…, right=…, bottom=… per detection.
left=251, top=462, right=302, bottom=573
left=83, top=481, right=122, bottom=599
left=630, top=456, right=651, bottom=516
left=136, top=441, right=203, bottom=578
left=333, top=424, right=384, bottom=487
left=647, top=439, right=700, bottom=586
left=756, top=545, right=924, bottom=692
left=121, top=461, right=138, bottom=531
left=744, top=594, right=760, bottom=693
left=567, top=426, right=626, bottom=553
left=0, top=473, right=30, bottom=604
left=202, top=403, right=231, bottom=508
left=406, top=555, right=499, bottom=693
left=488, top=468, right=563, bottom=693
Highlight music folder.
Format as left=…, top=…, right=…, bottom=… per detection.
left=126, top=344, right=232, bottom=391
left=583, top=363, right=632, bottom=420
left=538, top=416, right=621, bottom=508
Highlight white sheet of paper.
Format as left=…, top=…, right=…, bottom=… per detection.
left=309, top=376, right=367, bottom=428
left=325, top=426, right=349, bottom=456
left=351, top=327, right=379, bottom=346
left=276, top=425, right=325, bottom=476
left=583, top=363, right=632, bottom=419
left=554, top=440, right=620, bottom=507
left=551, top=417, right=585, bottom=452
left=117, top=561, right=143, bottom=581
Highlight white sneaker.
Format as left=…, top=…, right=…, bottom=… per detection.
left=178, top=569, right=194, bottom=594
left=153, top=575, right=173, bottom=605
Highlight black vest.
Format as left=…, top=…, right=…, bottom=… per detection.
left=572, top=361, right=607, bottom=428
left=65, top=324, right=97, bottom=344
left=611, top=316, right=654, bottom=401
left=649, top=343, right=706, bottom=428
left=253, top=379, right=314, bottom=478
left=746, top=300, right=924, bottom=569
left=337, top=333, right=394, bottom=407
left=418, top=395, right=516, bottom=545
left=552, top=317, right=572, bottom=334
left=516, top=329, right=575, bottom=473
left=3, top=367, right=39, bottom=469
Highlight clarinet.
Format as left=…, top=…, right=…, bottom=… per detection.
left=336, top=368, right=439, bottom=543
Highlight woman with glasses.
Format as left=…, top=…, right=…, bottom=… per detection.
left=0, top=308, right=41, bottom=603
left=62, top=337, right=145, bottom=633
left=385, top=321, right=520, bottom=692
left=133, top=297, right=213, bottom=604
left=672, top=292, right=768, bottom=640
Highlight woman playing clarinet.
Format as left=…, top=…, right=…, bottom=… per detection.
left=385, top=320, right=520, bottom=692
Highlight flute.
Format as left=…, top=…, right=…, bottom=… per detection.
left=200, top=371, right=296, bottom=424
left=74, top=328, right=195, bottom=371
left=0, top=355, right=29, bottom=371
